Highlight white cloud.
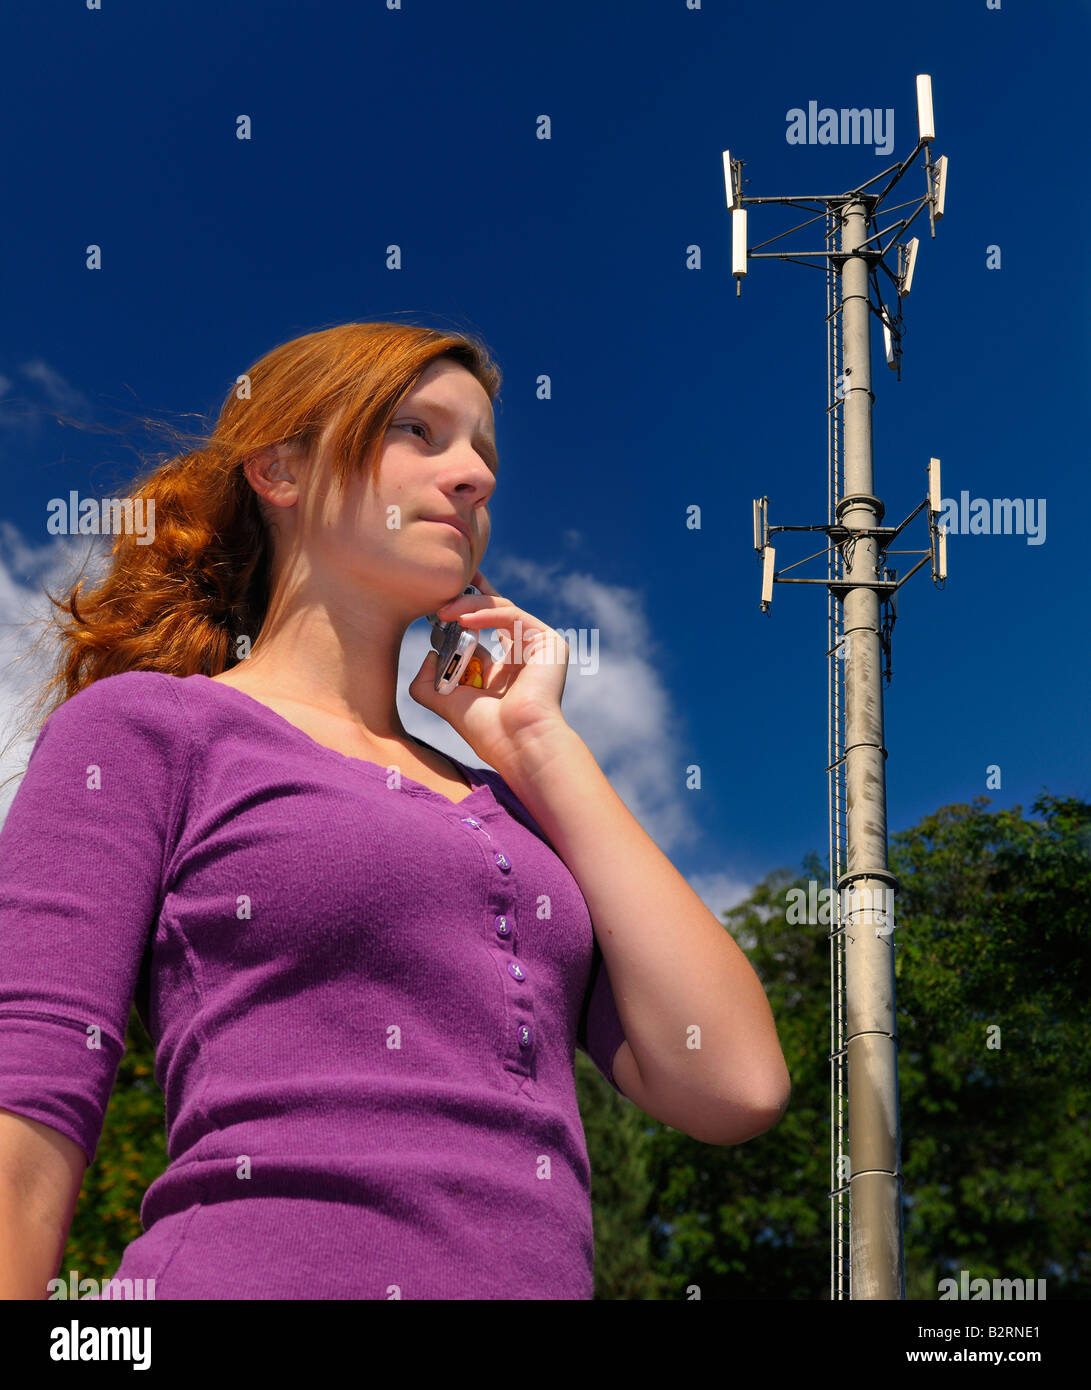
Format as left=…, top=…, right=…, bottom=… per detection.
left=398, top=554, right=725, bottom=864
left=0, top=525, right=109, bottom=820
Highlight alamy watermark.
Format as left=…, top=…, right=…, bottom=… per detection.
left=481, top=619, right=600, bottom=676
left=937, top=1270, right=1047, bottom=1300
left=786, top=102, right=894, bottom=156
left=47, top=1269, right=155, bottom=1299
left=936, top=493, right=1045, bottom=545
left=46, top=491, right=155, bottom=544
left=49, top=1319, right=151, bottom=1370
left=786, top=880, right=897, bottom=938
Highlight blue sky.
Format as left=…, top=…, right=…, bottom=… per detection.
left=1, top=0, right=1087, bottom=921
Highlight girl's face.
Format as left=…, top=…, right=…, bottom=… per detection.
left=286, top=358, right=498, bottom=624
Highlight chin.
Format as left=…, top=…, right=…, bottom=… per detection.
left=399, top=554, right=472, bottom=605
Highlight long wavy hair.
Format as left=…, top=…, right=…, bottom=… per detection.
left=4, top=320, right=502, bottom=768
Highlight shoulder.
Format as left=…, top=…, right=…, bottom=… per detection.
left=45, top=669, right=181, bottom=725
left=36, top=670, right=194, bottom=758
left=12, top=672, right=196, bottom=840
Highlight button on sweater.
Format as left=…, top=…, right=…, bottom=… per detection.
left=0, top=670, right=627, bottom=1299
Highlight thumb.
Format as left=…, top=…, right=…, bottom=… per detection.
left=409, top=649, right=439, bottom=704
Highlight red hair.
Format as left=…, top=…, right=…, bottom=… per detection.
left=6, top=320, right=502, bottom=756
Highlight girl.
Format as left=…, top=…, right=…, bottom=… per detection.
left=0, top=321, right=790, bottom=1299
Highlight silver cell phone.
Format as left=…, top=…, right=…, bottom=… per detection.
left=426, top=584, right=481, bottom=694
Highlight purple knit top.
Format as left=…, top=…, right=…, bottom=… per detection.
left=0, top=670, right=627, bottom=1299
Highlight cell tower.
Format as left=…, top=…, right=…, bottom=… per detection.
left=725, top=76, right=949, bottom=1300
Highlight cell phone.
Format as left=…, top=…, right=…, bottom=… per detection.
left=426, top=584, right=482, bottom=694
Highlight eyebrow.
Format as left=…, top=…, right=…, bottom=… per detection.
left=406, top=398, right=499, bottom=474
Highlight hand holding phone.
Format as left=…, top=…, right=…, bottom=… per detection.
left=426, top=584, right=482, bottom=694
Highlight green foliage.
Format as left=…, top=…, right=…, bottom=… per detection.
left=889, top=792, right=1090, bottom=1299
left=579, top=791, right=1090, bottom=1300
left=62, top=793, right=1090, bottom=1301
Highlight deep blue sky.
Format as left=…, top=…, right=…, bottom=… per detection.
left=1, top=0, right=1086, bottom=915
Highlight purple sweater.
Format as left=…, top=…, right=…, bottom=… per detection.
left=0, top=670, right=627, bottom=1299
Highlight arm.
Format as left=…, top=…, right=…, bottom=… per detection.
left=0, top=672, right=187, bottom=1287
left=0, top=1109, right=86, bottom=1299
left=416, top=579, right=791, bottom=1147
left=501, top=724, right=792, bottom=1146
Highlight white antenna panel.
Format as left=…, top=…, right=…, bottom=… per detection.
left=916, top=74, right=935, bottom=143
left=883, top=321, right=895, bottom=367
left=928, top=457, right=942, bottom=513
left=901, top=238, right=919, bottom=297
left=732, top=208, right=748, bottom=277
left=761, top=545, right=775, bottom=605
left=934, top=155, right=948, bottom=219
left=722, top=149, right=736, bottom=210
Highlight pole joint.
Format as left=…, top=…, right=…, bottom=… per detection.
left=836, top=867, right=899, bottom=892
left=836, top=494, right=885, bottom=525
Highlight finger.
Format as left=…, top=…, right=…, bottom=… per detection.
left=409, top=650, right=441, bottom=710
left=436, top=591, right=505, bottom=619
left=440, top=596, right=559, bottom=669
left=447, top=606, right=522, bottom=664
left=440, top=596, right=519, bottom=659
left=453, top=607, right=562, bottom=667
left=444, top=601, right=523, bottom=628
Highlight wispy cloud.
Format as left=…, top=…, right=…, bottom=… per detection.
left=0, top=359, right=93, bottom=449
left=18, top=359, right=93, bottom=416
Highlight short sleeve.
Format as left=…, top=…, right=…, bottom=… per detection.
left=576, top=935, right=627, bottom=1094
left=0, top=671, right=190, bottom=1165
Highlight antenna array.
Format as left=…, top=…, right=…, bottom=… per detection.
left=727, top=75, right=949, bottom=1300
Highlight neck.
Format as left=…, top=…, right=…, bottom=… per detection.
left=224, top=601, right=415, bottom=742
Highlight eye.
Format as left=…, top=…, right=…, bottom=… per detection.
left=393, top=421, right=429, bottom=441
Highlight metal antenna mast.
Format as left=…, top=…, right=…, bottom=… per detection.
left=727, top=76, right=949, bottom=1300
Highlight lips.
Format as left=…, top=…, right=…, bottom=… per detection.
left=421, top=516, right=471, bottom=544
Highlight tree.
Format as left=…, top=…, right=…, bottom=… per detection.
left=580, top=792, right=1090, bottom=1300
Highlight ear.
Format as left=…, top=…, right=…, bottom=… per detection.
left=244, top=445, right=299, bottom=508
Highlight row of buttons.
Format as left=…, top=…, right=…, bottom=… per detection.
left=463, top=817, right=534, bottom=1058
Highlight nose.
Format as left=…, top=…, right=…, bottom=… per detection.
left=444, top=446, right=495, bottom=505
